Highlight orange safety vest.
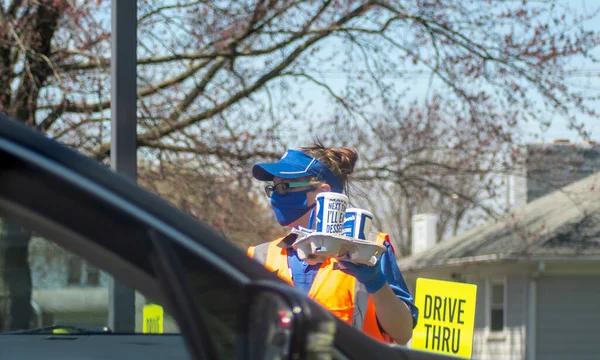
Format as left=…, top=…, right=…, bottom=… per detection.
left=248, top=232, right=393, bottom=343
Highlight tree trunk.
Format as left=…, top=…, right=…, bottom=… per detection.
left=0, top=3, right=62, bottom=332
left=0, top=220, right=32, bottom=331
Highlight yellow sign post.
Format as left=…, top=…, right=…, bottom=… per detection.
left=411, top=278, right=477, bottom=359
left=142, top=304, right=164, bottom=334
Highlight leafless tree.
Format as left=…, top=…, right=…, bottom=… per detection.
left=0, top=0, right=598, bottom=329
left=138, top=160, right=286, bottom=250
left=326, top=100, right=509, bottom=255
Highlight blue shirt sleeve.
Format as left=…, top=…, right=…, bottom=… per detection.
left=379, top=242, right=419, bottom=328
left=288, top=250, right=321, bottom=294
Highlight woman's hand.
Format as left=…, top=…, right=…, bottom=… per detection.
left=337, top=258, right=386, bottom=293
left=337, top=255, right=414, bottom=345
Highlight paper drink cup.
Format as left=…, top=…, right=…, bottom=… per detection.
left=342, top=208, right=374, bottom=241
left=314, top=192, right=349, bottom=234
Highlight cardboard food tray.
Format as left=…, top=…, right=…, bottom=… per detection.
left=292, top=232, right=386, bottom=266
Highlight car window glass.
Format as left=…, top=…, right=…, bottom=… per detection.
left=0, top=217, right=178, bottom=334
left=0, top=215, right=242, bottom=359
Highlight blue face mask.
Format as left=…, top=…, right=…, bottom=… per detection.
left=270, top=188, right=315, bottom=227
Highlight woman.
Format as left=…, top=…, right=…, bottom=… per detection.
left=247, top=142, right=418, bottom=345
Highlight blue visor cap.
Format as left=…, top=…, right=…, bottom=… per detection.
left=253, top=149, right=344, bottom=192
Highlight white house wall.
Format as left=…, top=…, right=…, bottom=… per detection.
left=471, top=274, right=528, bottom=360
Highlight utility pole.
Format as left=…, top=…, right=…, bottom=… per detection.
left=109, top=0, right=137, bottom=333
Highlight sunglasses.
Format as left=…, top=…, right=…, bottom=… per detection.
left=264, top=181, right=314, bottom=198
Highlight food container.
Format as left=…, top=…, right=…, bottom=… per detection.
left=342, top=208, right=374, bottom=241
left=311, top=192, right=349, bottom=234
left=292, top=232, right=386, bottom=266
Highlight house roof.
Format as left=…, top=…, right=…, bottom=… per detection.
left=399, top=172, right=600, bottom=270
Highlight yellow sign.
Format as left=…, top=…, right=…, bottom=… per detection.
left=411, top=278, right=477, bottom=359
left=142, top=304, right=164, bottom=334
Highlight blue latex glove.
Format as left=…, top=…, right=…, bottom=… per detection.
left=338, top=257, right=386, bottom=294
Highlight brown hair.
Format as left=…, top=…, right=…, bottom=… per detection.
left=300, top=139, right=358, bottom=193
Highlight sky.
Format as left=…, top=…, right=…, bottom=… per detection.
left=523, top=0, right=600, bottom=142
left=537, top=0, right=600, bottom=142
left=280, top=0, right=600, bottom=149
left=70, top=0, right=600, bottom=152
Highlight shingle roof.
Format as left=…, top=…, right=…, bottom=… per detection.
left=399, top=172, right=600, bottom=270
